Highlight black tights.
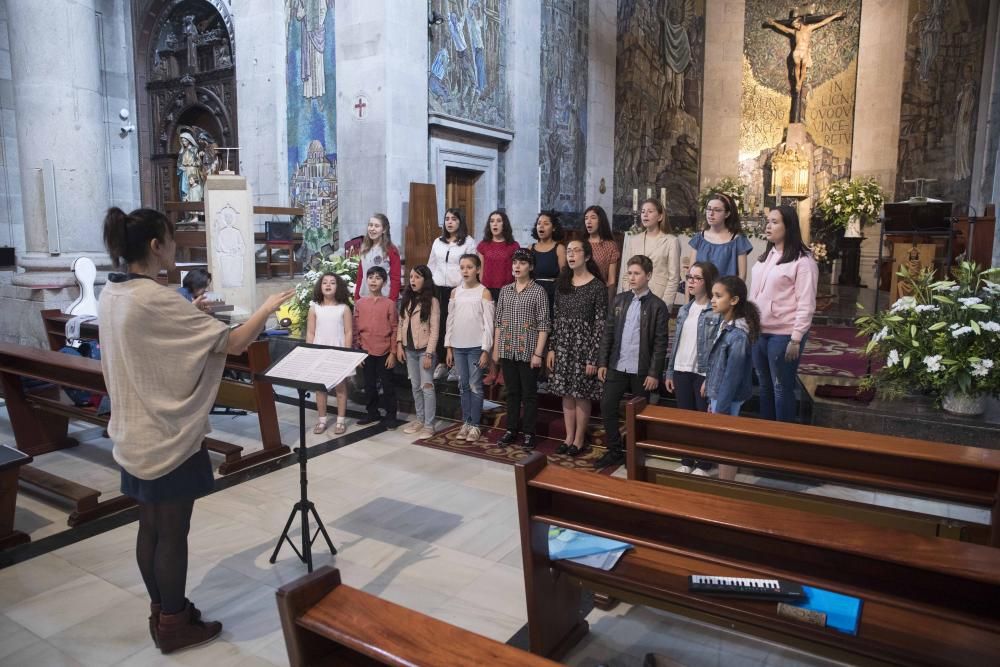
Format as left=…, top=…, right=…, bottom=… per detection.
left=136, top=499, right=195, bottom=614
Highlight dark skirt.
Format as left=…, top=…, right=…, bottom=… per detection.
left=120, top=447, right=214, bottom=504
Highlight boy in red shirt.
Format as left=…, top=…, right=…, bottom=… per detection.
left=354, top=266, right=398, bottom=426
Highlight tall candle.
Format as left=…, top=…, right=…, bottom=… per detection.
left=660, top=187, right=667, bottom=209
left=646, top=187, right=652, bottom=199
left=632, top=189, right=638, bottom=212
left=775, top=185, right=782, bottom=205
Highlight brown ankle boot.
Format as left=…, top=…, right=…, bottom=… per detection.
left=157, top=602, right=222, bottom=654
left=149, top=601, right=202, bottom=647
left=149, top=603, right=160, bottom=647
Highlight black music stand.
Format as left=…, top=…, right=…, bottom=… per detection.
left=256, top=371, right=336, bottom=572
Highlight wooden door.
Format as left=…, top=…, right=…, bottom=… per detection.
left=445, top=168, right=480, bottom=237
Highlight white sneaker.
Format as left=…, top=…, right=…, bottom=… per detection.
left=402, top=421, right=423, bottom=434
left=691, top=467, right=709, bottom=476
left=674, top=465, right=692, bottom=474
left=420, top=425, right=436, bottom=437
left=454, top=423, right=471, bottom=441
left=465, top=426, right=481, bottom=442
left=433, top=364, right=449, bottom=380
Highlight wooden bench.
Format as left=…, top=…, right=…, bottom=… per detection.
left=276, top=565, right=559, bottom=667
left=0, top=343, right=135, bottom=525
left=625, top=400, right=1000, bottom=546
left=515, top=452, right=1000, bottom=665
left=40, top=310, right=290, bottom=474
left=0, top=444, right=32, bottom=550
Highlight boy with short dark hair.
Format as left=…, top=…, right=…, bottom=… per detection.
left=594, top=254, right=669, bottom=468
left=354, top=266, right=398, bottom=426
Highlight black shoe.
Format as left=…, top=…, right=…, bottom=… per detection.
left=357, top=414, right=381, bottom=426
left=381, top=415, right=398, bottom=430
left=556, top=442, right=571, bottom=455
left=522, top=433, right=537, bottom=450
left=567, top=443, right=589, bottom=457
left=593, top=447, right=625, bottom=468
left=497, top=430, right=520, bottom=446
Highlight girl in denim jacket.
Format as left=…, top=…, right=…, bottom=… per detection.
left=666, top=261, right=720, bottom=475
left=703, top=275, right=760, bottom=480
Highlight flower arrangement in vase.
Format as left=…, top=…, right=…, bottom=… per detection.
left=817, top=177, right=884, bottom=237
left=855, top=261, right=1000, bottom=415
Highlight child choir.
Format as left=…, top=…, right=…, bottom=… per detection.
left=313, top=200, right=817, bottom=469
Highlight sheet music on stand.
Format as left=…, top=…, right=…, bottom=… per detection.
left=263, top=343, right=367, bottom=392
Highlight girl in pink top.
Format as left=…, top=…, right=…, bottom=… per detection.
left=748, top=205, right=818, bottom=422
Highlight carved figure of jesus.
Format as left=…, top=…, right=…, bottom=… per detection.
left=766, top=11, right=844, bottom=97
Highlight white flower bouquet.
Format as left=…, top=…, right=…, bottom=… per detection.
left=817, top=177, right=884, bottom=231
left=856, top=261, right=1000, bottom=401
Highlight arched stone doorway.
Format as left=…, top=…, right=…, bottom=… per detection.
left=132, top=0, right=237, bottom=209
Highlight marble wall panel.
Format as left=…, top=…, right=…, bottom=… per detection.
left=895, top=0, right=990, bottom=213
left=428, top=0, right=510, bottom=130
left=539, top=0, right=588, bottom=214
left=614, top=0, right=705, bottom=227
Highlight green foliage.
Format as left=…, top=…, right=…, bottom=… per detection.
left=856, top=261, right=1000, bottom=401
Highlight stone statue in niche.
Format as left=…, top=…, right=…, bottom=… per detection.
left=175, top=125, right=221, bottom=202
left=183, top=15, right=199, bottom=73
left=177, top=130, right=201, bottom=201
left=765, top=8, right=844, bottom=122
left=897, top=244, right=924, bottom=299
left=954, top=74, right=976, bottom=180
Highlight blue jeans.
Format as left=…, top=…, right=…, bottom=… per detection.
left=752, top=333, right=808, bottom=422
left=709, top=399, right=744, bottom=416
left=453, top=347, right=485, bottom=426
left=404, top=348, right=436, bottom=427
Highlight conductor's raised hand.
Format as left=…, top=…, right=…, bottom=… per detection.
left=263, top=288, right=296, bottom=313
left=192, top=293, right=211, bottom=313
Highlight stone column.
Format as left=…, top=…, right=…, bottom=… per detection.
left=700, top=0, right=745, bottom=188
left=336, top=0, right=428, bottom=250
left=7, top=0, right=111, bottom=286
left=505, top=0, right=542, bottom=242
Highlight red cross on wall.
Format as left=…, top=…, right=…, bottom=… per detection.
left=353, top=97, right=367, bottom=120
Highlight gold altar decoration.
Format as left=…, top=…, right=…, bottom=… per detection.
left=769, top=145, right=810, bottom=197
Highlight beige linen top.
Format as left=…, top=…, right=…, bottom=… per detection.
left=618, top=231, right=681, bottom=305
left=98, top=276, right=230, bottom=480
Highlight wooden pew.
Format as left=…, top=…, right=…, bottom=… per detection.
left=0, top=444, right=32, bottom=549
left=276, top=565, right=559, bottom=667
left=625, top=400, right=1000, bottom=546
left=40, top=310, right=290, bottom=474
left=0, top=343, right=135, bottom=524
left=515, top=452, right=1000, bottom=666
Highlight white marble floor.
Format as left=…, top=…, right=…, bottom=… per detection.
left=3, top=390, right=972, bottom=667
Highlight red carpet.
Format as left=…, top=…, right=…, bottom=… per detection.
left=413, top=422, right=620, bottom=475
left=800, top=325, right=876, bottom=378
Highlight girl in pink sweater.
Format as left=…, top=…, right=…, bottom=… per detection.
left=748, top=205, right=818, bottom=422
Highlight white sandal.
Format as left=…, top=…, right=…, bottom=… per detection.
left=313, top=417, right=328, bottom=434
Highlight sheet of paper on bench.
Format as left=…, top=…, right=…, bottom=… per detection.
left=548, top=526, right=632, bottom=564
left=264, top=346, right=367, bottom=391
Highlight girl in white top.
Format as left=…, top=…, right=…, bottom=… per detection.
left=618, top=198, right=681, bottom=307
left=428, top=208, right=479, bottom=378
left=307, top=272, right=353, bottom=435
left=445, top=254, right=495, bottom=443
left=354, top=213, right=401, bottom=301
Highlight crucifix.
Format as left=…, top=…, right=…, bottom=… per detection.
left=765, top=8, right=844, bottom=123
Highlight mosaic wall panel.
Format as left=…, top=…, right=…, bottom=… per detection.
left=739, top=0, right=861, bottom=214
left=895, top=0, right=990, bottom=213
left=428, top=0, right=510, bottom=129
left=614, top=0, right=705, bottom=226
left=539, top=0, right=589, bottom=214
left=286, top=0, right=339, bottom=253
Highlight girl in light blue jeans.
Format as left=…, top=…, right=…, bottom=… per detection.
left=446, top=255, right=495, bottom=443
left=397, top=266, right=440, bottom=436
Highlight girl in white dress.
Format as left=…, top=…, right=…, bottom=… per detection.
left=306, top=273, right=353, bottom=434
